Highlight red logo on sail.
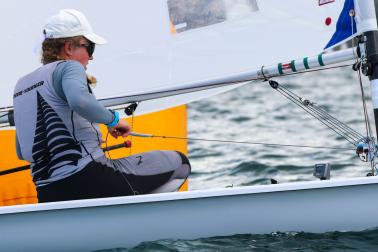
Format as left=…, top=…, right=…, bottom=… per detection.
left=319, top=0, right=335, bottom=6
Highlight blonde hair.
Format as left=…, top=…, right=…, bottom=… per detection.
left=41, top=36, right=82, bottom=65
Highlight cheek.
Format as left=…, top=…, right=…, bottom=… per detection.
left=72, top=52, right=89, bottom=66
left=79, top=55, right=88, bottom=63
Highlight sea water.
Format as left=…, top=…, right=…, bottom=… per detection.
left=99, top=67, right=378, bottom=251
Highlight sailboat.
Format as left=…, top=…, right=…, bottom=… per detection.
left=1, top=0, right=378, bottom=251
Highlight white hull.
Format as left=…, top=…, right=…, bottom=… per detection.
left=1, top=176, right=378, bottom=251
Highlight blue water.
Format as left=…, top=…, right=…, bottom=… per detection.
left=100, top=67, right=378, bottom=251
left=124, top=230, right=378, bottom=251
left=188, top=67, right=373, bottom=189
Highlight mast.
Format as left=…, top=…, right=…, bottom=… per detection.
left=366, top=30, right=378, bottom=139
left=357, top=0, right=378, bottom=138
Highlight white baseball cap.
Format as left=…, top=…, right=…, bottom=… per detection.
left=43, top=9, right=107, bottom=44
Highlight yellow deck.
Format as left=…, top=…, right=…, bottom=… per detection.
left=0, top=105, right=187, bottom=206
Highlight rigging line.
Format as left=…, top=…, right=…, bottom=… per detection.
left=275, top=88, right=358, bottom=145
left=147, top=135, right=354, bottom=151
left=129, top=109, right=135, bottom=156
left=277, top=93, right=357, bottom=146
left=275, top=85, right=361, bottom=142
left=277, top=84, right=364, bottom=139
left=268, top=81, right=360, bottom=141
left=353, top=35, right=375, bottom=173
left=357, top=66, right=373, bottom=138
left=299, top=104, right=360, bottom=144
left=307, top=103, right=364, bottom=139
left=307, top=104, right=363, bottom=141
left=301, top=101, right=362, bottom=140
left=105, top=131, right=112, bottom=159
left=105, top=130, right=138, bottom=195
left=275, top=84, right=363, bottom=140
left=308, top=105, right=361, bottom=142
left=354, top=37, right=373, bottom=139
left=0, top=138, right=352, bottom=177
left=277, top=89, right=359, bottom=145
left=355, top=61, right=375, bottom=173
left=299, top=103, right=362, bottom=141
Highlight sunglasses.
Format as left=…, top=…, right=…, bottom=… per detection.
left=78, top=42, right=95, bottom=57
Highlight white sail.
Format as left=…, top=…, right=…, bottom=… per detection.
left=1, top=2, right=378, bottom=250
left=0, top=0, right=366, bottom=115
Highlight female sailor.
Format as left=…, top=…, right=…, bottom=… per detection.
left=13, top=9, right=190, bottom=203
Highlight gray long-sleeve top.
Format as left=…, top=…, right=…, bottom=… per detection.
left=16, top=60, right=114, bottom=159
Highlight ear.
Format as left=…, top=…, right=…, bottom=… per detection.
left=62, top=41, right=75, bottom=57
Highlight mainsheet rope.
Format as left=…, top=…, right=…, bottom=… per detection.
left=115, top=133, right=354, bottom=151
left=2, top=136, right=354, bottom=177
left=105, top=121, right=138, bottom=195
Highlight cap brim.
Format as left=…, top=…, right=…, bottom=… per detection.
left=84, top=33, right=107, bottom=45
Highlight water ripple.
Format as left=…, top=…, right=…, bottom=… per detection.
left=115, top=228, right=378, bottom=252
